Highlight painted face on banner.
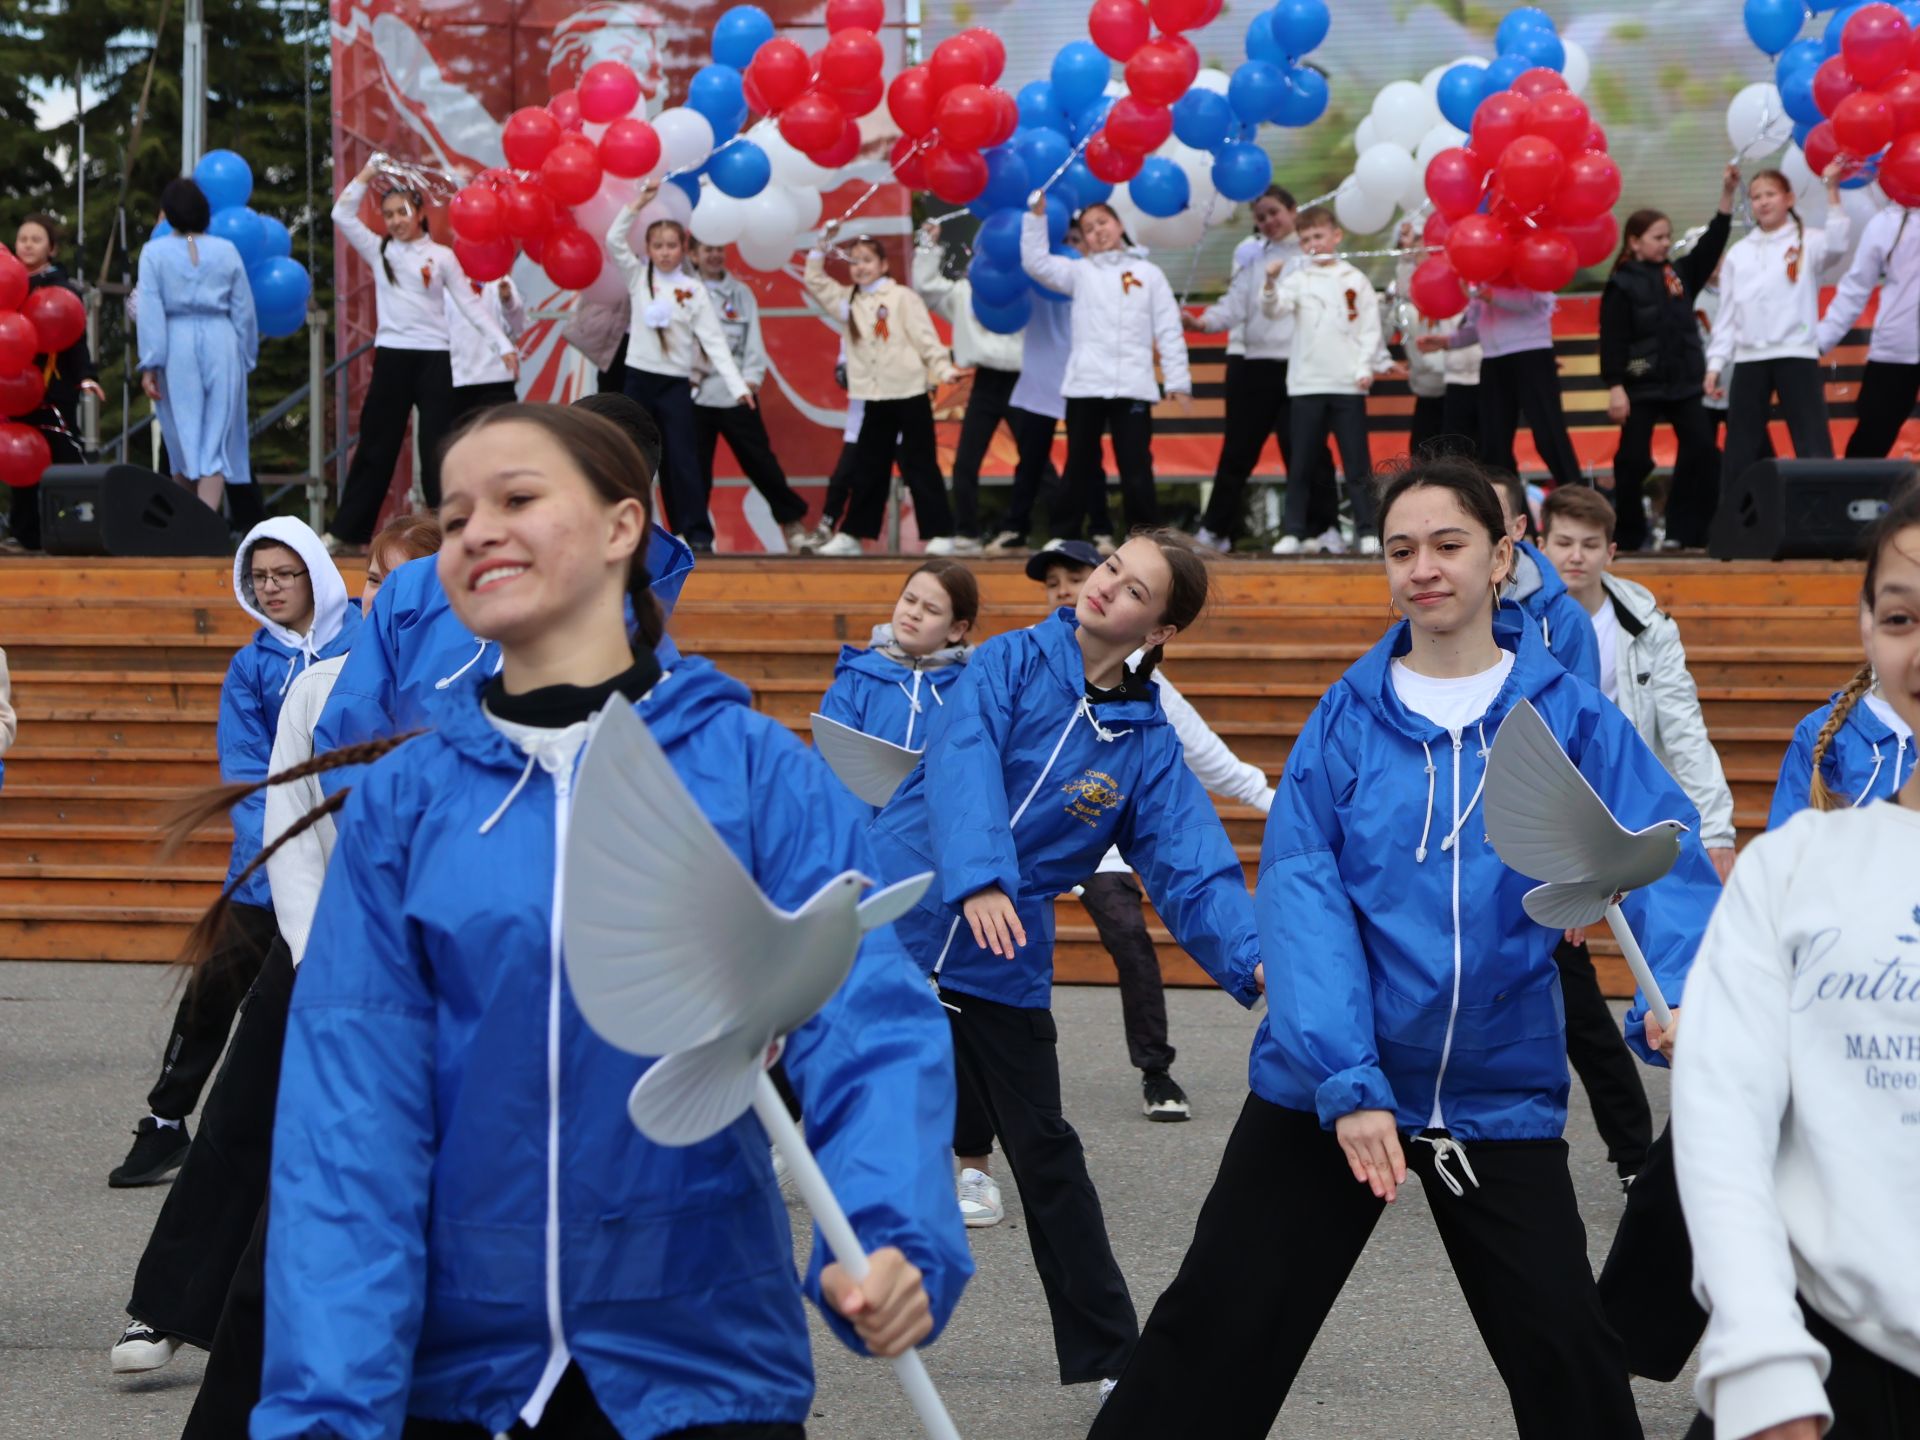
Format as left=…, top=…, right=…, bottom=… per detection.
left=547, top=3, right=666, bottom=115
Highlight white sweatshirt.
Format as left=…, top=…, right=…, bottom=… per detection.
left=331, top=178, right=514, bottom=357
left=1814, top=206, right=1920, bottom=363
left=1019, top=212, right=1191, bottom=402
left=911, top=242, right=1023, bottom=373
left=1706, top=212, right=1853, bottom=372
left=606, top=217, right=748, bottom=400
left=1196, top=235, right=1304, bottom=360
left=1261, top=258, right=1382, bottom=396
left=1224, top=236, right=1263, bottom=357
left=263, top=656, right=345, bottom=966
left=445, top=277, right=527, bottom=389
left=1674, top=800, right=1920, bottom=1438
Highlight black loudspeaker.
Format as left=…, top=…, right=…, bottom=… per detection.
left=38, top=464, right=232, bottom=557
left=1709, top=458, right=1909, bottom=560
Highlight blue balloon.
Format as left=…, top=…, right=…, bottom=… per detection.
left=970, top=255, right=1031, bottom=307
left=1017, top=80, right=1065, bottom=131
left=1745, top=0, right=1808, bottom=54
left=1842, top=161, right=1879, bottom=189
left=151, top=218, right=174, bottom=240
left=1271, top=0, right=1332, bottom=57
left=1244, top=10, right=1288, bottom=66
left=978, top=144, right=1033, bottom=212
left=670, top=173, right=702, bottom=209
left=1172, top=88, right=1234, bottom=150
left=258, top=301, right=307, bottom=340
left=707, top=138, right=771, bottom=198
left=1824, top=3, right=1866, bottom=56
left=1045, top=189, right=1073, bottom=244
left=1436, top=62, right=1490, bottom=131
left=1051, top=40, right=1112, bottom=115
left=256, top=214, right=293, bottom=260
left=712, top=5, right=774, bottom=70
left=1130, top=157, right=1190, bottom=218
left=1499, top=25, right=1565, bottom=69
left=971, top=286, right=1032, bottom=335
left=687, top=64, right=748, bottom=136
left=1015, top=125, right=1073, bottom=185
left=1271, top=65, right=1330, bottom=127
left=248, top=255, right=311, bottom=315
left=1229, top=61, right=1287, bottom=125
left=1781, top=61, right=1824, bottom=124
left=1483, top=53, right=1532, bottom=92
left=1071, top=95, right=1114, bottom=143
left=1775, top=38, right=1825, bottom=84
left=1495, top=7, right=1557, bottom=52
left=1792, top=118, right=1814, bottom=149
left=193, top=149, right=253, bottom=211
left=1903, top=2, right=1920, bottom=27
left=977, top=208, right=1024, bottom=269
left=1063, top=158, right=1112, bottom=209
left=209, top=206, right=267, bottom=268
left=1212, top=142, right=1273, bottom=202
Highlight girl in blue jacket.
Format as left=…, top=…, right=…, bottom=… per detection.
left=817, top=556, right=978, bottom=763
left=254, top=404, right=969, bottom=1440
left=1767, top=662, right=1914, bottom=826
left=1093, top=459, right=1722, bottom=1440
left=872, top=532, right=1264, bottom=1394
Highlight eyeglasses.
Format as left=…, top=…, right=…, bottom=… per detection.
left=249, top=567, right=309, bottom=590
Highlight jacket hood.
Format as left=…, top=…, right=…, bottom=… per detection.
left=1842, top=685, right=1912, bottom=745
left=1032, top=608, right=1167, bottom=728
left=1342, top=602, right=1557, bottom=741
left=1508, top=540, right=1565, bottom=607
left=235, top=517, right=353, bottom=658
left=857, top=622, right=971, bottom=671
left=1601, top=572, right=1661, bottom=626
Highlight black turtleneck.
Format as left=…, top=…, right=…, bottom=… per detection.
left=1086, top=662, right=1154, bottom=707
left=484, top=649, right=663, bottom=729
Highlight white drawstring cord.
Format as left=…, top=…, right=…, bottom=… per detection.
left=1440, top=724, right=1492, bottom=854
left=1853, top=743, right=1886, bottom=807
left=478, top=752, right=537, bottom=835
left=278, top=652, right=299, bottom=696
left=436, top=638, right=490, bottom=691
left=1415, top=740, right=1437, bottom=863
left=897, top=680, right=923, bottom=715
left=1415, top=1133, right=1481, bottom=1197
left=1080, top=696, right=1131, bottom=743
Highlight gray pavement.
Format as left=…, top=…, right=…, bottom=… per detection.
left=0, top=962, right=1700, bottom=1439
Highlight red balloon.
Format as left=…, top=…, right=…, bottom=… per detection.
left=929, top=34, right=992, bottom=95
left=1149, top=0, right=1209, bottom=32
left=548, top=89, right=583, bottom=132
left=1879, top=130, right=1920, bottom=203
left=0, top=312, right=37, bottom=375
left=0, top=247, right=26, bottom=312
left=936, top=83, right=1000, bottom=148
left=1197, top=0, right=1225, bottom=21
left=578, top=61, right=642, bottom=124
left=1884, top=69, right=1920, bottom=133
left=1804, top=119, right=1846, bottom=178
left=1496, top=134, right=1567, bottom=212
left=888, top=66, right=939, bottom=137
left=833, top=72, right=887, bottom=119
left=23, top=286, right=84, bottom=357
left=960, top=28, right=1008, bottom=85
left=1125, top=40, right=1193, bottom=107
left=0, top=419, right=50, bottom=488
left=503, top=107, right=563, bottom=172
left=539, top=227, right=600, bottom=290
left=890, top=134, right=929, bottom=189
left=1586, top=122, right=1609, bottom=152
left=984, top=88, right=1021, bottom=146
left=1562, top=210, right=1619, bottom=268
left=1833, top=90, right=1896, bottom=155
left=1511, top=230, right=1578, bottom=292
left=1510, top=67, right=1569, bottom=101
left=820, top=28, right=884, bottom=89
left=599, top=117, right=662, bottom=179
left=825, top=0, right=885, bottom=31
left=449, top=185, right=505, bottom=243
left=1445, top=213, right=1515, bottom=283
left=1551, top=150, right=1622, bottom=223
left=1089, top=0, right=1151, bottom=61
left=1162, top=33, right=1202, bottom=86
left=780, top=90, right=846, bottom=154
left=1422, top=210, right=1453, bottom=249
left=453, top=235, right=515, bottom=284
left=499, top=181, right=558, bottom=240
left=1843, top=3, right=1912, bottom=88
left=812, top=117, right=865, bottom=168
left=748, top=39, right=813, bottom=113
left=1470, top=92, right=1530, bottom=162
left=923, top=144, right=989, bottom=204
left=1909, top=24, right=1920, bottom=72
left=1813, top=56, right=1861, bottom=118
left=1085, top=132, right=1144, bottom=183
left=1409, top=255, right=1468, bottom=320
left=0, top=362, right=44, bottom=418
left=1525, top=91, right=1591, bottom=158
left=1426, top=146, right=1490, bottom=221
left=1104, top=96, right=1174, bottom=153
left=540, top=140, right=603, bottom=206
left=743, top=69, right=770, bottom=116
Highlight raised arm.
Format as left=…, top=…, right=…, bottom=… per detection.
left=1019, top=206, right=1077, bottom=295
left=1815, top=213, right=1886, bottom=355
left=329, top=169, right=385, bottom=271
left=911, top=231, right=959, bottom=318
left=606, top=201, right=647, bottom=287
left=802, top=245, right=855, bottom=316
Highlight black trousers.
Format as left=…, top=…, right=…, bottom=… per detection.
left=1724, top=356, right=1832, bottom=494
left=943, top=988, right=1138, bottom=1384
left=1844, top=359, right=1920, bottom=458
left=1283, top=393, right=1375, bottom=539
left=334, top=348, right=455, bottom=543
left=1478, top=349, right=1586, bottom=489
left=694, top=402, right=809, bottom=528
left=841, top=394, right=953, bottom=541
left=1679, top=1303, right=1920, bottom=1440
left=145, top=902, right=277, bottom=1122
left=1063, top=396, right=1158, bottom=539
left=822, top=440, right=857, bottom=532
left=446, top=380, right=519, bottom=432
left=949, top=365, right=1019, bottom=537
left=401, top=1365, right=805, bottom=1439
left=1611, top=392, right=1720, bottom=550
left=1202, top=358, right=1336, bottom=540
left=1554, top=939, right=1652, bottom=1179
left=1078, top=872, right=1174, bottom=1074
left=1092, top=1097, right=1641, bottom=1440
left=1597, top=1123, right=1706, bottom=1383
left=1005, top=404, right=1063, bottom=541
left=623, top=369, right=710, bottom=548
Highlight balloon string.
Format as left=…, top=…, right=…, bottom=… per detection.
left=826, top=136, right=938, bottom=230
left=1025, top=130, right=1096, bottom=211
left=663, top=131, right=747, bottom=183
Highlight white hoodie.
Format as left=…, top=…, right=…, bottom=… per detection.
left=1674, top=800, right=1920, bottom=1438
left=1020, top=212, right=1191, bottom=402
left=1706, top=211, right=1852, bottom=373
left=263, top=655, right=344, bottom=965
left=233, top=516, right=353, bottom=679
left=1261, top=258, right=1382, bottom=396
left=1814, top=205, right=1920, bottom=364
left=332, top=177, right=515, bottom=358
left=445, top=277, right=527, bottom=389
left=1195, top=234, right=1304, bottom=360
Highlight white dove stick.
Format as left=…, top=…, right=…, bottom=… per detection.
left=752, top=1073, right=964, bottom=1440
left=809, top=713, right=923, bottom=809
left=1604, top=901, right=1674, bottom=1032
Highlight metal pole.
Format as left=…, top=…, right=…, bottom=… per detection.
left=307, top=308, right=326, bottom=531
left=82, top=291, right=101, bottom=454
left=182, top=0, right=206, bottom=171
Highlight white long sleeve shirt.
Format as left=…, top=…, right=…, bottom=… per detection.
left=331, top=178, right=513, bottom=357
left=1707, top=212, right=1853, bottom=372
left=1814, top=205, right=1920, bottom=362
left=1674, top=800, right=1920, bottom=1439
left=1197, top=234, right=1304, bottom=360
left=445, top=278, right=527, bottom=389
left=1224, top=236, right=1263, bottom=357
left=911, top=242, right=1023, bottom=373
left=606, top=216, right=748, bottom=400
left=262, top=656, right=344, bottom=966
left=1262, top=259, right=1383, bottom=395
left=1020, top=212, right=1190, bottom=401
left=693, top=273, right=771, bottom=408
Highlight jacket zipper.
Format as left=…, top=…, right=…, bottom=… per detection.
left=905, top=670, right=923, bottom=749
left=1428, top=732, right=1466, bottom=1131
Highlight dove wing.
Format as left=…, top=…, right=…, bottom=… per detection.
left=563, top=701, right=786, bottom=1058
left=856, top=871, right=935, bottom=930
left=626, top=1033, right=768, bottom=1147
left=1485, top=700, right=1639, bottom=884
left=809, top=713, right=923, bottom=808
left=1521, top=879, right=1620, bottom=930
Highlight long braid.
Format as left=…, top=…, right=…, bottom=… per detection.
left=381, top=234, right=396, bottom=286
left=1808, top=664, right=1874, bottom=811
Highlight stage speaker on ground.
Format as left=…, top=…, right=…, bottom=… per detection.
left=1710, top=458, right=1910, bottom=560
left=38, top=464, right=231, bottom=557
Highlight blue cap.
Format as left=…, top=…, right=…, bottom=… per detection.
left=1024, top=538, right=1102, bottom=580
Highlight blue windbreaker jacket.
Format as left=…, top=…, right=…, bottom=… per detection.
left=219, top=519, right=360, bottom=907
left=817, top=630, right=972, bottom=752
left=1767, top=689, right=1915, bottom=827
left=256, top=655, right=970, bottom=1440
left=1510, top=539, right=1601, bottom=688
left=1252, top=605, right=1721, bottom=1142
left=872, top=609, right=1262, bottom=1010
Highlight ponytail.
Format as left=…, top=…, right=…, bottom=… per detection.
left=381, top=235, right=396, bottom=286
left=1129, top=526, right=1210, bottom=686
left=1807, top=663, right=1874, bottom=811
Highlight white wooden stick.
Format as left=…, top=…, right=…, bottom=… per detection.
left=752, top=1074, right=963, bottom=1440
left=1604, top=901, right=1674, bottom=1031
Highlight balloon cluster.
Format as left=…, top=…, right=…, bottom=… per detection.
left=1408, top=9, right=1617, bottom=317
left=0, top=244, right=85, bottom=487
left=154, top=151, right=314, bottom=340
left=884, top=25, right=1020, bottom=210
left=1776, top=3, right=1920, bottom=202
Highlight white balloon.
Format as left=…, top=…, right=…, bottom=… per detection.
left=690, top=185, right=750, bottom=246
left=1137, top=206, right=1207, bottom=250
left=737, top=226, right=799, bottom=271
left=1355, top=142, right=1417, bottom=205
left=1727, top=82, right=1793, bottom=159
left=1781, top=146, right=1830, bottom=225
left=1421, top=63, right=1453, bottom=102
left=572, top=175, right=635, bottom=251
left=783, top=184, right=823, bottom=235
left=1560, top=39, right=1591, bottom=96
left=1371, top=79, right=1439, bottom=153
left=1400, top=168, right=1433, bottom=216
left=740, top=185, right=797, bottom=241
left=1205, top=191, right=1237, bottom=227
left=654, top=107, right=716, bottom=174
left=1841, top=182, right=1887, bottom=229
left=1416, top=123, right=1469, bottom=171
left=759, top=123, right=835, bottom=190
left=1193, top=67, right=1232, bottom=96
left=1334, top=180, right=1397, bottom=235
left=1354, top=115, right=1379, bottom=156
left=583, top=253, right=631, bottom=307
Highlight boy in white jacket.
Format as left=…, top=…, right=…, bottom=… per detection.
left=1261, top=207, right=1383, bottom=556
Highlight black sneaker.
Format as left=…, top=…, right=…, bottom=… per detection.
left=1141, top=1069, right=1191, bottom=1122
left=108, top=1117, right=191, bottom=1188
left=110, top=1320, right=180, bottom=1374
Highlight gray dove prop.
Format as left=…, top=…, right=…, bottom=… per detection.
left=562, top=700, right=959, bottom=1440
left=809, top=712, right=923, bottom=808
left=1483, top=700, right=1686, bottom=1029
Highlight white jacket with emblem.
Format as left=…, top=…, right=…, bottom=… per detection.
left=1019, top=211, right=1190, bottom=403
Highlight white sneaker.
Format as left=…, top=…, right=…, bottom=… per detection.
left=1192, top=526, right=1229, bottom=553
left=813, top=531, right=864, bottom=557
left=1358, top=535, right=1382, bottom=557
left=1301, top=532, right=1325, bottom=555
left=1271, top=534, right=1304, bottom=556
left=983, top=529, right=1025, bottom=554
left=1317, top=526, right=1350, bottom=556
left=781, top=522, right=817, bottom=553
left=1099, top=1378, right=1120, bottom=1406
left=110, top=1320, right=178, bottom=1374
left=956, top=1167, right=1004, bottom=1228
left=922, top=536, right=958, bottom=555
left=949, top=535, right=985, bottom=555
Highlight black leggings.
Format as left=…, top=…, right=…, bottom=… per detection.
left=1844, top=359, right=1920, bottom=459
left=694, top=401, right=809, bottom=529
left=949, top=365, right=1019, bottom=536
left=840, top=393, right=953, bottom=541
left=1478, top=349, right=1585, bottom=489
left=1063, top=396, right=1158, bottom=539
left=1004, top=405, right=1063, bottom=542
left=624, top=368, right=709, bottom=548
left=1611, top=392, right=1721, bottom=549
left=1077, top=872, right=1174, bottom=1074
left=1723, top=355, right=1831, bottom=491
left=334, top=347, right=454, bottom=543
left=1283, top=393, right=1375, bottom=539
left=144, top=902, right=277, bottom=1123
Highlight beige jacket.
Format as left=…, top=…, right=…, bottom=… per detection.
left=0, top=647, right=14, bottom=757
left=802, top=253, right=956, bottom=401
